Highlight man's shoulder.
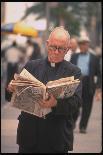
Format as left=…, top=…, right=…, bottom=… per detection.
left=26, top=58, right=45, bottom=67
left=24, top=58, right=45, bottom=73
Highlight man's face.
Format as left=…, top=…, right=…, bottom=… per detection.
left=46, top=36, right=69, bottom=63
left=79, top=42, right=89, bottom=52
left=70, top=38, right=78, bottom=52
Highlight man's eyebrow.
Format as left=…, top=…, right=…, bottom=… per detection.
left=49, top=45, right=68, bottom=50
left=49, top=45, right=65, bottom=48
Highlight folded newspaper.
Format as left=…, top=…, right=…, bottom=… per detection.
left=10, top=68, right=80, bottom=117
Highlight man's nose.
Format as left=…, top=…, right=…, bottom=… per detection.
left=55, top=48, right=59, bottom=54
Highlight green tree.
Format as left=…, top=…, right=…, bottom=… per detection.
left=84, top=2, right=102, bottom=47
left=21, top=2, right=81, bottom=36
left=21, top=2, right=102, bottom=45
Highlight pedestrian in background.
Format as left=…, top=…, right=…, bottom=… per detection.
left=25, top=39, right=42, bottom=61
left=4, top=41, right=22, bottom=102
left=70, top=36, right=101, bottom=133
left=64, top=37, right=80, bottom=62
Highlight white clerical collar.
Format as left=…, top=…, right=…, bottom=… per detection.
left=50, top=62, right=55, bottom=67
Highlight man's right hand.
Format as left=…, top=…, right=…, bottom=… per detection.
left=7, top=83, right=16, bottom=92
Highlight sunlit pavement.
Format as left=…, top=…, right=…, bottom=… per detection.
left=71, top=98, right=102, bottom=153
left=1, top=98, right=102, bottom=153
left=1, top=103, right=20, bottom=153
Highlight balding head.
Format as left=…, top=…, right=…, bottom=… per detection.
left=70, top=38, right=78, bottom=52
left=48, top=27, right=70, bottom=47
left=46, top=27, right=70, bottom=63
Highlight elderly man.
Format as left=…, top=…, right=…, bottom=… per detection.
left=8, top=27, right=82, bottom=153
left=70, top=36, right=101, bottom=133
left=64, top=37, right=80, bottom=62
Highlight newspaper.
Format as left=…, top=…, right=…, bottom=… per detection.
left=10, top=68, right=80, bottom=117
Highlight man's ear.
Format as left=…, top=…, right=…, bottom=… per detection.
left=46, top=40, right=49, bottom=50
left=46, top=40, right=49, bottom=46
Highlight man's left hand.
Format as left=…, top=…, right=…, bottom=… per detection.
left=95, top=88, right=102, bottom=101
left=40, top=94, right=57, bottom=108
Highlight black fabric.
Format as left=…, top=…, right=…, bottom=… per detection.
left=18, top=145, right=68, bottom=153
left=16, top=57, right=82, bottom=152
left=79, top=76, right=94, bottom=129
left=5, top=62, right=18, bottom=101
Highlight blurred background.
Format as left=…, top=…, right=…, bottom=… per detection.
left=1, top=2, right=102, bottom=153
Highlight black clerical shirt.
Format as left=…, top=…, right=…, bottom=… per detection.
left=17, top=57, right=82, bottom=152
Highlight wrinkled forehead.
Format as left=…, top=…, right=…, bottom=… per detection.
left=70, top=38, right=77, bottom=44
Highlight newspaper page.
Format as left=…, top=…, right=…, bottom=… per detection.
left=10, top=69, right=51, bottom=117
left=19, top=68, right=45, bottom=87
left=46, top=78, right=80, bottom=99
left=11, top=85, right=51, bottom=117
left=10, top=69, right=80, bottom=117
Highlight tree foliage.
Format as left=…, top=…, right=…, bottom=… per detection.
left=21, top=2, right=102, bottom=40
left=21, top=2, right=82, bottom=36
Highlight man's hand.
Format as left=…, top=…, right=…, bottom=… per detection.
left=7, top=83, right=16, bottom=93
left=95, top=88, right=102, bottom=101
left=40, top=94, right=57, bottom=108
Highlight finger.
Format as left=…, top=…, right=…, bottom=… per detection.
left=40, top=103, right=50, bottom=108
left=50, top=94, right=57, bottom=102
left=49, top=95, right=57, bottom=106
left=39, top=101, right=42, bottom=106
left=41, top=100, right=52, bottom=108
left=40, top=98, right=57, bottom=108
left=49, top=93, right=55, bottom=99
left=7, top=85, right=13, bottom=92
left=39, top=100, right=45, bottom=106
left=44, top=101, right=57, bottom=108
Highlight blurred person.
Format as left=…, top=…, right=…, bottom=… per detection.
left=70, top=36, right=101, bottom=133
left=17, top=45, right=27, bottom=73
left=94, top=46, right=102, bottom=101
left=25, top=39, right=42, bottom=62
left=95, top=46, right=102, bottom=73
left=4, top=40, right=22, bottom=102
left=8, top=26, right=82, bottom=153
left=64, top=37, right=80, bottom=62
left=1, top=58, right=6, bottom=105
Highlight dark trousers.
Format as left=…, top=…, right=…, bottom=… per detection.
left=72, top=107, right=80, bottom=129
left=18, top=145, right=68, bottom=153
left=79, top=76, right=94, bottom=130
left=18, top=146, right=38, bottom=153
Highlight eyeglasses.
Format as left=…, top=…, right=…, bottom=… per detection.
left=48, top=45, right=68, bottom=53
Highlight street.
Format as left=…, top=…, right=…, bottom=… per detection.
left=1, top=98, right=102, bottom=153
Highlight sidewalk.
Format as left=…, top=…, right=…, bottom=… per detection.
left=71, top=98, right=102, bottom=153
left=1, top=103, right=20, bottom=153
left=1, top=98, right=102, bottom=153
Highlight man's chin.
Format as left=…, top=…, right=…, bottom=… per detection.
left=48, top=57, right=63, bottom=63
left=50, top=60, right=61, bottom=63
